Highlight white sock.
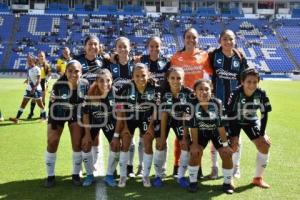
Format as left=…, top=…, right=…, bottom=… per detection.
left=128, top=139, right=135, bottom=166
left=188, top=165, right=199, bottom=183
left=143, top=153, right=153, bottom=177
left=119, top=151, right=129, bottom=177
left=178, top=150, right=189, bottom=179
left=223, top=168, right=233, bottom=184
left=162, top=146, right=168, bottom=173
left=82, top=151, right=94, bottom=175
left=255, top=152, right=269, bottom=177
left=210, top=142, right=219, bottom=168
left=92, top=146, right=100, bottom=166
left=233, top=138, right=242, bottom=168
left=45, top=151, right=56, bottom=176
left=107, top=151, right=120, bottom=175
left=72, top=151, right=82, bottom=175
left=154, top=150, right=165, bottom=177
left=138, top=137, right=144, bottom=166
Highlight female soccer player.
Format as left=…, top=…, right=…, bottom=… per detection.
left=209, top=29, right=249, bottom=179
left=134, top=36, right=170, bottom=177
left=44, top=60, right=89, bottom=188
left=115, top=63, right=160, bottom=187
left=81, top=69, right=120, bottom=187
left=186, top=79, right=234, bottom=194
left=226, top=68, right=271, bottom=188
left=75, top=35, right=109, bottom=173
left=108, top=36, right=137, bottom=177
left=171, top=27, right=213, bottom=178
left=153, top=67, right=193, bottom=188
left=9, top=54, right=46, bottom=123
left=27, top=51, right=51, bottom=119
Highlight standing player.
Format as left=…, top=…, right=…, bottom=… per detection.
left=134, top=36, right=170, bottom=177
left=56, top=47, right=72, bottom=77
left=44, top=60, right=89, bottom=188
left=74, top=35, right=109, bottom=174
left=154, top=67, right=193, bottom=188
left=27, top=51, right=52, bottom=119
left=9, top=54, right=47, bottom=123
left=108, top=36, right=137, bottom=177
left=209, top=29, right=249, bottom=179
left=186, top=79, right=234, bottom=194
left=171, top=27, right=213, bottom=178
left=226, top=68, right=272, bottom=188
left=116, top=63, right=160, bottom=187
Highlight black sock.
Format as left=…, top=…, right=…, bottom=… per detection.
left=16, top=110, right=23, bottom=119
left=30, top=102, right=36, bottom=114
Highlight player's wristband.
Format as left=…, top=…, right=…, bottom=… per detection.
left=113, top=132, right=120, bottom=138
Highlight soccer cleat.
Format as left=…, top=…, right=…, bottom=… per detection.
left=83, top=174, right=94, bottom=187
left=222, top=183, right=234, bottom=194
left=104, top=175, right=117, bottom=187
left=27, top=113, right=34, bottom=119
left=177, top=177, right=189, bottom=189
left=252, top=177, right=270, bottom=188
left=44, top=176, right=55, bottom=188
left=152, top=177, right=163, bottom=188
left=118, top=176, right=127, bottom=188
left=233, top=165, right=241, bottom=179
left=187, top=182, right=199, bottom=193
left=9, top=117, right=19, bottom=124
left=173, top=165, right=179, bottom=178
left=209, top=166, right=219, bottom=179
left=135, top=165, right=143, bottom=177
left=72, top=174, right=82, bottom=186
left=197, top=167, right=204, bottom=180
left=127, top=165, right=135, bottom=178
left=142, top=176, right=151, bottom=187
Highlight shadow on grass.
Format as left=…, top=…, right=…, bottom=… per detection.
left=105, top=175, right=255, bottom=200
left=0, top=118, right=45, bottom=127
left=0, top=176, right=95, bottom=200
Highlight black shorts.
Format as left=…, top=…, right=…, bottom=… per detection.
left=228, top=122, right=261, bottom=140
left=156, top=119, right=185, bottom=140
left=197, top=130, right=224, bottom=150
left=41, top=79, right=46, bottom=91
left=48, top=116, right=78, bottom=129
left=90, top=122, right=115, bottom=143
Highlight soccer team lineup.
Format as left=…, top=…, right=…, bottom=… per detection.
left=5, top=27, right=273, bottom=196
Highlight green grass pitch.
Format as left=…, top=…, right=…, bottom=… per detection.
left=0, top=78, right=299, bottom=200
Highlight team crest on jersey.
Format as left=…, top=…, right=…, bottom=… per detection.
left=158, top=61, right=165, bottom=70
left=95, top=60, right=103, bottom=67
left=61, top=94, right=68, bottom=99
left=253, top=98, right=260, bottom=105
left=208, top=111, right=216, bottom=119
left=233, top=60, right=240, bottom=68
left=195, top=111, right=202, bottom=119
left=109, top=100, right=115, bottom=106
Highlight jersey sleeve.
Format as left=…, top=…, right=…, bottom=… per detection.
left=261, top=90, right=272, bottom=113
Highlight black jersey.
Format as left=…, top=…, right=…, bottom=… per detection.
left=118, top=81, right=160, bottom=121
left=107, top=59, right=135, bottom=90
left=74, top=54, right=109, bottom=84
left=187, top=98, right=224, bottom=132
left=226, top=86, right=272, bottom=125
left=48, top=76, right=89, bottom=121
left=83, top=87, right=117, bottom=126
left=210, top=48, right=248, bottom=104
left=160, top=86, right=194, bottom=122
left=140, top=54, right=170, bottom=85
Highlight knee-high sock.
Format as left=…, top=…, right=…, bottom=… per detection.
left=255, top=152, right=269, bottom=177
left=16, top=108, right=24, bottom=119
left=119, top=151, right=129, bottom=177
left=138, top=137, right=144, bottom=167
left=143, top=153, right=153, bottom=177
left=210, top=142, right=219, bottom=168
left=45, top=151, right=56, bottom=176
left=82, top=151, right=94, bottom=176
left=233, top=137, right=242, bottom=167
left=154, top=150, right=166, bottom=177
left=72, top=151, right=82, bottom=175
left=223, top=168, right=233, bottom=184
left=30, top=102, right=36, bottom=114
left=178, top=150, right=189, bottom=179
left=92, top=146, right=100, bottom=166
left=188, top=165, right=199, bottom=183
left=106, top=151, right=120, bottom=175
left=128, top=139, right=135, bottom=166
